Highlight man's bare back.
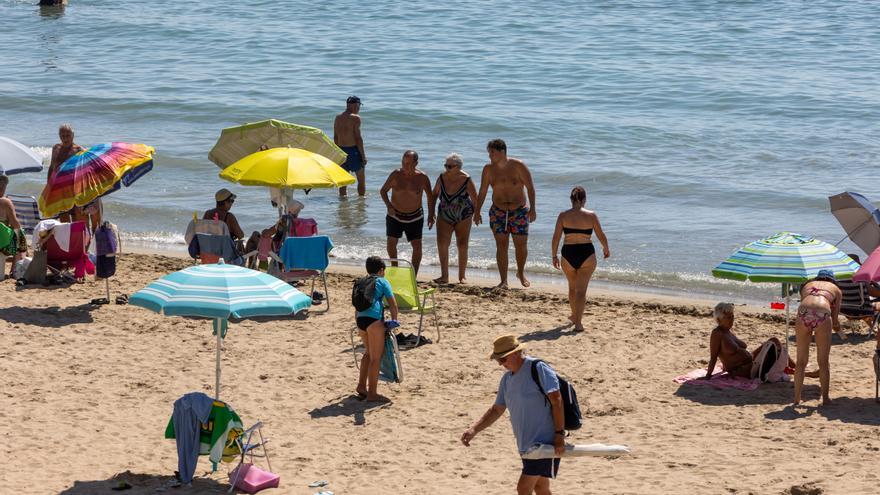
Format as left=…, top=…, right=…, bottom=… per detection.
left=334, top=111, right=361, bottom=148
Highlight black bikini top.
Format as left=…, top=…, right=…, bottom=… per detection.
left=563, top=226, right=593, bottom=235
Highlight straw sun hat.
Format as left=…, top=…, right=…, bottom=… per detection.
left=489, top=335, right=526, bottom=361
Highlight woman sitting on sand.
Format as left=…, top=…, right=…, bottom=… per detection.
left=431, top=153, right=477, bottom=284
left=550, top=186, right=610, bottom=332
left=703, top=302, right=808, bottom=380
left=794, top=270, right=841, bottom=406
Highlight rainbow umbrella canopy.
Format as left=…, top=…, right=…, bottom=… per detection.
left=39, top=142, right=154, bottom=218
left=712, top=232, right=859, bottom=283
left=208, top=119, right=347, bottom=168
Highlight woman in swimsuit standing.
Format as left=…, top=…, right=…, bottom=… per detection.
left=432, top=153, right=477, bottom=283
left=550, top=186, right=610, bottom=332
left=794, top=270, right=841, bottom=406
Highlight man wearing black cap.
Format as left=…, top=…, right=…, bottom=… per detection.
left=203, top=188, right=244, bottom=241
left=334, top=96, right=367, bottom=197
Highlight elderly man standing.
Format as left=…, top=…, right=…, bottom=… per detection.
left=461, top=335, right=566, bottom=495
left=334, top=96, right=368, bottom=197
left=203, top=188, right=244, bottom=241
left=474, top=139, right=537, bottom=289
left=48, top=123, right=85, bottom=223
left=379, top=150, right=434, bottom=275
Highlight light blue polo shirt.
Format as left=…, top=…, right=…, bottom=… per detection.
left=494, top=357, right=560, bottom=454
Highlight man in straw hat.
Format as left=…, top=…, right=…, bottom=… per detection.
left=461, top=335, right=565, bottom=495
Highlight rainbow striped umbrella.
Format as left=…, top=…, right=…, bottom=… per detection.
left=712, top=232, right=859, bottom=283
left=38, top=142, right=154, bottom=218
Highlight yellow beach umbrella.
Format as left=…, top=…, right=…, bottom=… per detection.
left=219, top=147, right=355, bottom=189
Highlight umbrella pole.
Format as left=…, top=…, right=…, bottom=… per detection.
left=215, top=318, right=223, bottom=400
left=105, top=277, right=110, bottom=301
left=784, top=283, right=791, bottom=343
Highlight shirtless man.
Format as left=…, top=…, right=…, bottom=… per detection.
left=380, top=150, right=434, bottom=275
left=334, top=96, right=367, bottom=197
left=474, top=139, right=536, bottom=288
left=48, top=124, right=86, bottom=224
left=0, top=175, right=25, bottom=279
left=704, top=302, right=811, bottom=380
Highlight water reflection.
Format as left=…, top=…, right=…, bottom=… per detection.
left=336, top=195, right=368, bottom=230
left=38, top=2, right=66, bottom=19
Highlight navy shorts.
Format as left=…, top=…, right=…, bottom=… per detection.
left=341, top=146, right=363, bottom=173
left=521, top=458, right=560, bottom=478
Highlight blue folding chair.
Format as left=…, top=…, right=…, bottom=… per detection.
left=8, top=194, right=42, bottom=235
left=278, top=235, right=333, bottom=311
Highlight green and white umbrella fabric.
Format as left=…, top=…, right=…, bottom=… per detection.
left=130, top=261, right=312, bottom=398
left=712, top=232, right=859, bottom=283
left=208, top=119, right=347, bottom=168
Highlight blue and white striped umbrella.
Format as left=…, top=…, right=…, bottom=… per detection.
left=130, top=262, right=311, bottom=319
left=130, top=262, right=312, bottom=398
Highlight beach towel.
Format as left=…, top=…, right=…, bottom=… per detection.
left=95, top=223, right=118, bottom=256
left=673, top=366, right=761, bottom=391
left=279, top=235, right=333, bottom=270
left=379, top=332, right=402, bottom=383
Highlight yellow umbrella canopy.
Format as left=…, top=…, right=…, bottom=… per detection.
left=219, top=147, right=355, bottom=189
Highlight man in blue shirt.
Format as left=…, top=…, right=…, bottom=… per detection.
left=461, top=335, right=566, bottom=495
left=355, top=256, right=399, bottom=402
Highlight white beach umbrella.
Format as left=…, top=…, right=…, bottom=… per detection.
left=0, top=137, right=43, bottom=175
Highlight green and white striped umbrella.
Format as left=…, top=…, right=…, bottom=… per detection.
left=712, top=232, right=859, bottom=284
left=208, top=119, right=347, bottom=168
left=130, top=261, right=312, bottom=398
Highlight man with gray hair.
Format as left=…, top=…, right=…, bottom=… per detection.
left=379, top=150, right=434, bottom=275
left=461, top=335, right=566, bottom=495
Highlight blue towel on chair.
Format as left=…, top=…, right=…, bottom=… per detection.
left=279, top=235, right=333, bottom=270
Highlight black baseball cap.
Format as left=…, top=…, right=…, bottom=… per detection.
left=346, top=95, right=362, bottom=105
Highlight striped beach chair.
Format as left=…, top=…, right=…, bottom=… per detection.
left=8, top=194, right=41, bottom=235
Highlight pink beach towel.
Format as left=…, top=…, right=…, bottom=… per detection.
left=673, top=366, right=761, bottom=391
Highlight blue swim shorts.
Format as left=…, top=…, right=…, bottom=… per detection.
left=341, top=146, right=363, bottom=173
left=521, top=458, right=560, bottom=478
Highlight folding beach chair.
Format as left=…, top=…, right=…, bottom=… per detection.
left=185, top=219, right=243, bottom=266
left=45, top=221, right=93, bottom=280
left=227, top=421, right=278, bottom=494
left=383, top=258, right=440, bottom=346
left=349, top=321, right=404, bottom=383
left=837, top=277, right=879, bottom=337
left=278, top=235, right=333, bottom=311
left=8, top=194, right=42, bottom=235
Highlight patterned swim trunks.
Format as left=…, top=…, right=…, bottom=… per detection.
left=489, top=204, right=529, bottom=235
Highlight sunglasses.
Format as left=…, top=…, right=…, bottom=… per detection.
left=445, top=163, right=460, bottom=170
left=497, top=355, right=510, bottom=364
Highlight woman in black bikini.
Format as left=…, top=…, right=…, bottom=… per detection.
left=550, top=186, right=610, bottom=332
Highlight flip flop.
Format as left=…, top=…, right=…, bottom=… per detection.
left=116, top=294, right=128, bottom=305
left=90, top=297, right=110, bottom=305
left=308, top=481, right=329, bottom=488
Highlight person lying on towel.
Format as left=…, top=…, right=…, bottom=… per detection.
left=703, top=302, right=815, bottom=380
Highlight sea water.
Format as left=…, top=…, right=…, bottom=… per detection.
left=2, top=0, right=878, bottom=302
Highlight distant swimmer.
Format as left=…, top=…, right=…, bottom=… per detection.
left=334, top=95, right=367, bottom=197
left=380, top=150, right=434, bottom=275
left=474, top=139, right=536, bottom=289
left=38, top=0, right=67, bottom=5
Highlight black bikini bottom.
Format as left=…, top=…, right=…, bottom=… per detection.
left=561, top=243, right=595, bottom=269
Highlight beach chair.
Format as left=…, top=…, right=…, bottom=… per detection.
left=383, top=258, right=440, bottom=346
left=277, top=235, right=333, bottom=311
left=349, top=321, right=405, bottom=383
left=837, top=278, right=879, bottom=337
left=8, top=194, right=42, bottom=235
left=244, top=235, right=281, bottom=272
left=227, top=421, right=278, bottom=494
left=186, top=219, right=243, bottom=265
left=45, top=221, right=93, bottom=280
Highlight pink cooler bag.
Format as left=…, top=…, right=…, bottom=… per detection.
left=229, top=463, right=280, bottom=494
left=290, top=218, right=318, bottom=237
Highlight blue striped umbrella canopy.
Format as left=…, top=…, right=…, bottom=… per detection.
left=712, top=232, right=859, bottom=283
left=130, top=262, right=312, bottom=399
left=130, top=263, right=311, bottom=319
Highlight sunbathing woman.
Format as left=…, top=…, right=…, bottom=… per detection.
left=794, top=270, right=841, bottom=406
left=703, top=302, right=808, bottom=380
left=550, top=186, right=610, bottom=332
left=432, top=153, right=477, bottom=283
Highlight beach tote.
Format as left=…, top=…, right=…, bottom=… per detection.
left=229, top=463, right=280, bottom=494
left=750, top=339, right=788, bottom=383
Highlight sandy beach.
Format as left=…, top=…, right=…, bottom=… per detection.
left=1, top=253, right=878, bottom=495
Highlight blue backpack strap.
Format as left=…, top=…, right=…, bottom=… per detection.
left=530, top=359, right=551, bottom=406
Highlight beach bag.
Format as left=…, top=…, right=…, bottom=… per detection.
left=0, top=222, right=14, bottom=255
left=531, top=359, right=583, bottom=431
left=750, top=339, right=788, bottom=383
left=229, top=463, right=280, bottom=494
left=290, top=217, right=317, bottom=237
left=352, top=275, right=378, bottom=311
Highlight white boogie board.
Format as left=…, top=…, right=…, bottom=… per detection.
left=521, top=443, right=631, bottom=459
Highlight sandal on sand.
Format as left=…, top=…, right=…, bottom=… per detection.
left=90, top=297, right=110, bottom=305
left=116, top=294, right=129, bottom=305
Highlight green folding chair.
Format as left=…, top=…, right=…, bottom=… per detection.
left=383, top=258, right=440, bottom=346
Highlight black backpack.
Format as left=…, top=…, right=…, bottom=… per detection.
left=530, top=359, right=583, bottom=431
left=352, top=275, right=378, bottom=311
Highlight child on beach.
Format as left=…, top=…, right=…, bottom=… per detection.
left=353, top=256, right=399, bottom=402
